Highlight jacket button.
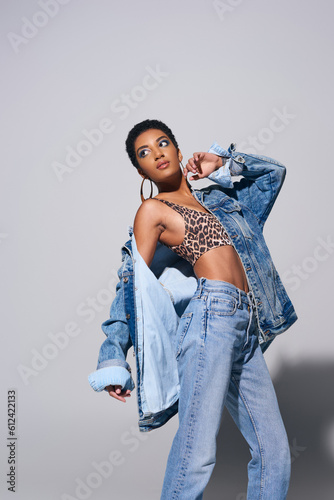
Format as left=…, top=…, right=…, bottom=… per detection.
left=123, top=277, right=128, bottom=283
left=126, top=313, right=130, bottom=319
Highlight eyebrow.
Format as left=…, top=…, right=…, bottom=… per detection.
left=136, top=135, right=169, bottom=155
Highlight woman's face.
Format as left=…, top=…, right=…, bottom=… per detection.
left=134, top=128, right=182, bottom=183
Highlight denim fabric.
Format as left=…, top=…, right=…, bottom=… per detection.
left=160, top=278, right=290, bottom=500
left=87, top=142, right=298, bottom=433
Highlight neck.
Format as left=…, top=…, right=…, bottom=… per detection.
left=156, top=172, right=193, bottom=197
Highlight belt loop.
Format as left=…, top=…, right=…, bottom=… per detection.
left=198, top=277, right=204, bottom=297
left=238, top=289, right=242, bottom=308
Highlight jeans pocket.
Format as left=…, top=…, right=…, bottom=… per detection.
left=175, top=312, right=193, bottom=360
left=209, top=296, right=238, bottom=316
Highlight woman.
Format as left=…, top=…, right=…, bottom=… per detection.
left=88, top=119, right=298, bottom=499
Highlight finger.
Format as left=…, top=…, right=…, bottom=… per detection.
left=186, top=158, right=198, bottom=173
left=107, top=388, right=125, bottom=401
left=195, top=161, right=203, bottom=173
left=182, top=164, right=189, bottom=177
left=108, top=390, right=131, bottom=402
left=183, top=163, right=193, bottom=177
left=193, top=152, right=203, bottom=163
left=189, top=174, right=200, bottom=181
left=107, top=386, right=131, bottom=402
left=190, top=157, right=198, bottom=168
left=192, top=156, right=203, bottom=174
left=184, top=161, right=193, bottom=173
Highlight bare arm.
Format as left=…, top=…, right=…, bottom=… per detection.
left=133, top=199, right=164, bottom=268
left=100, top=201, right=163, bottom=403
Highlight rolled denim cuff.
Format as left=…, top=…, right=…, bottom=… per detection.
left=88, top=366, right=135, bottom=392
left=208, top=158, right=234, bottom=188
left=207, top=141, right=244, bottom=188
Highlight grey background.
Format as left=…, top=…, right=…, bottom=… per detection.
left=1, top=0, right=333, bottom=498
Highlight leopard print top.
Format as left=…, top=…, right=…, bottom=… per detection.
left=156, top=199, right=233, bottom=266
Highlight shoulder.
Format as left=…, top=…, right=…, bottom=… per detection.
left=133, top=198, right=164, bottom=228
left=134, top=198, right=162, bottom=218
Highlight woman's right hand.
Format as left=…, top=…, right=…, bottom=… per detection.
left=105, top=384, right=132, bottom=403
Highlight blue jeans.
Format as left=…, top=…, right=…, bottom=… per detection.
left=160, top=278, right=290, bottom=500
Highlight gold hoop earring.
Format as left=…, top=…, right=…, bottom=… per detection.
left=140, top=177, right=153, bottom=203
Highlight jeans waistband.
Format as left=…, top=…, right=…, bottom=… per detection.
left=194, top=277, right=257, bottom=309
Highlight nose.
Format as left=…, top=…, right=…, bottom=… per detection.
left=155, top=150, right=164, bottom=160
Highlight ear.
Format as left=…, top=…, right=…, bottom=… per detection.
left=177, top=148, right=183, bottom=163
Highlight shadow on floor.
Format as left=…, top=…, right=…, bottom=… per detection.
left=204, top=361, right=334, bottom=500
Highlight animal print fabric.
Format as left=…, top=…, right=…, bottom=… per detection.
left=156, top=199, right=233, bottom=266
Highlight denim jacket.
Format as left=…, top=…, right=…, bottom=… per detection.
left=88, top=142, right=298, bottom=432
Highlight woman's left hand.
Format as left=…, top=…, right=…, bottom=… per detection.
left=184, top=152, right=223, bottom=181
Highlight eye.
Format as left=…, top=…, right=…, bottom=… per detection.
left=138, top=149, right=149, bottom=158
left=159, top=139, right=169, bottom=147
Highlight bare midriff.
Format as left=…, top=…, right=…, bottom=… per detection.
left=193, top=244, right=249, bottom=293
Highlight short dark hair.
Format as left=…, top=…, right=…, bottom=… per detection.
left=125, top=119, right=179, bottom=169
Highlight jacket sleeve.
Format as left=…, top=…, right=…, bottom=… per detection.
left=207, top=141, right=286, bottom=227
left=88, top=262, right=135, bottom=393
